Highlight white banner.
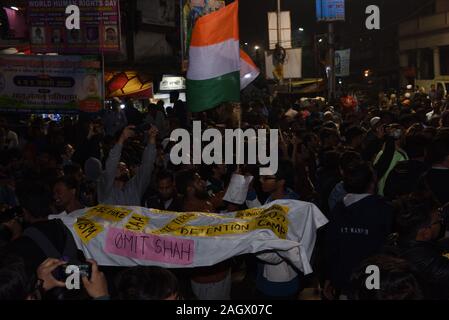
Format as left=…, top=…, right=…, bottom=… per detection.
left=58, top=200, right=328, bottom=274
left=265, top=48, right=302, bottom=80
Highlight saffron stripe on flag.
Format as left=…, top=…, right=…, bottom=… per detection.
left=190, top=1, right=239, bottom=47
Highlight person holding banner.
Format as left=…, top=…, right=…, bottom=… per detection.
left=246, top=160, right=304, bottom=299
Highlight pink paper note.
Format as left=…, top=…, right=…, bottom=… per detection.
left=104, top=228, right=194, bottom=265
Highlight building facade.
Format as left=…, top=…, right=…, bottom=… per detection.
left=399, top=0, right=449, bottom=92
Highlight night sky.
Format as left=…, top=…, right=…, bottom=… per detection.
left=239, top=0, right=435, bottom=49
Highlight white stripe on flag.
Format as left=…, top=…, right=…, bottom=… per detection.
left=187, top=39, right=240, bottom=81
left=240, top=57, right=260, bottom=90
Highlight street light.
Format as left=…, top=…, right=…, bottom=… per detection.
left=10, top=6, right=19, bottom=11
left=254, top=45, right=260, bottom=50
left=318, top=38, right=323, bottom=43
left=244, top=42, right=248, bottom=46
left=298, top=28, right=304, bottom=32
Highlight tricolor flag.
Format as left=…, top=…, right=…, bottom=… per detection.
left=240, top=49, right=260, bottom=90
left=187, top=1, right=240, bottom=113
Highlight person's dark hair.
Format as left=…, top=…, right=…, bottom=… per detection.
left=156, top=170, right=175, bottom=184
left=303, top=133, right=318, bottom=148
left=175, top=169, right=197, bottom=196
left=0, top=255, right=34, bottom=300
left=343, top=161, right=375, bottom=194
left=320, top=127, right=339, bottom=143
left=344, top=126, right=366, bottom=145
left=403, top=134, right=429, bottom=159
left=275, top=160, right=295, bottom=188
left=339, top=150, right=362, bottom=174
left=395, top=192, right=439, bottom=240
left=115, top=266, right=179, bottom=300
left=350, top=255, right=423, bottom=300
left=427, top=128, right=449, bottom=164
left=54, top=176, right=79, bottom=193
left=16, top=181, right=52, bottom=218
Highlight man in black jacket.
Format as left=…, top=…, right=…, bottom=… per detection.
left=4, top=181, right=84, bottom=277
left=143, top=170, right=183, bottom=212
left=386, top=192, right=449, bottom=299
left=324, top=161, right=394, bottom=299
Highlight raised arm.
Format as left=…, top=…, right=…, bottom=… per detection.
left=98, top=126, right=134, bottom=202
left=127, top=127, right=158, bottom=199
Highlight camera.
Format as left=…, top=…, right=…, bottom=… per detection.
left=57, top=262, right=92, bottom=280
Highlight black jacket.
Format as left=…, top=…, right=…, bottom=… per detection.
left=384, top=160, right=429, bottom=200
left=384, top=239, right=449, bottom=299
left=144, top=194, right=184, bottom=212
left=325, top=195, right=394, bottom=292
left=5, top=219, right=85, bottom=277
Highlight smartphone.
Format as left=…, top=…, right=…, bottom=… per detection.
left=59, top=263, right=92, bottom=280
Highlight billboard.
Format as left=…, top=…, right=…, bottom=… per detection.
left=316, top=0, right=345, bottom=22
left=0, top=55, right=104, bottom=113
left=267, top=11, right=292, bottom=50
left=265, top=48, right=302, bottom=80
left=335, top=49, right=350, bottom=77
left=28, top=0, right=121, bottom=54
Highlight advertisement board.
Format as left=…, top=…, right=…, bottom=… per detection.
left=28, top=0, right=121, bottom=54
left=0, top=55, right=104, bottom=113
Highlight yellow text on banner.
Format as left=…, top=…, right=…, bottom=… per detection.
left=161, top=210, right=289, bottom=239
left=152, top=213, right=198, bottom=235
left=84, top=205, right=133, bottom=222
left=74, top=218, right=104, bottom=244
left=125, top=214, right=150, bottom=232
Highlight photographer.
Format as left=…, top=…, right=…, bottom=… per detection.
left=386, top=192, right=449, bottom=299
left=0, top=256, right=107, bottom=300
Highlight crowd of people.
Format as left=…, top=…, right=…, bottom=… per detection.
left=0, top=85, right=449, bottom=300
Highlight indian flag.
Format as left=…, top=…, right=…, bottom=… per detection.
left=240, top=49, right=260, bottom=90
left=187, top=1, right=240, bottom=113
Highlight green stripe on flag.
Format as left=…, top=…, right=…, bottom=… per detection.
left=187, top=71, right=240, bottom=113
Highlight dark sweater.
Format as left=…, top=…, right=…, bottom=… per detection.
left=5, top=219, right=84, bottom=277
left=325, top=195, right=394, bottom=292
left=384, top=160, right=429, bottom=200
left=423, top=168, right=449, bottom=205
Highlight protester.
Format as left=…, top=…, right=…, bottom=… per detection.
left=350, top=255, right=423, bottom=300
left=324, top=162, right=394, bottom=299
left=1, top=80, right=449, bottom=300
left=115, top=266, right=180, bottom=300
left=387, top=192, right=449, bottom=299
left=51, top=176, right=84, bottom=218
left=97, top=125, right=158, bottom=206
left=4, top=181, right=85, bottom=277
left=143, top=170, right=183, bottom=211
